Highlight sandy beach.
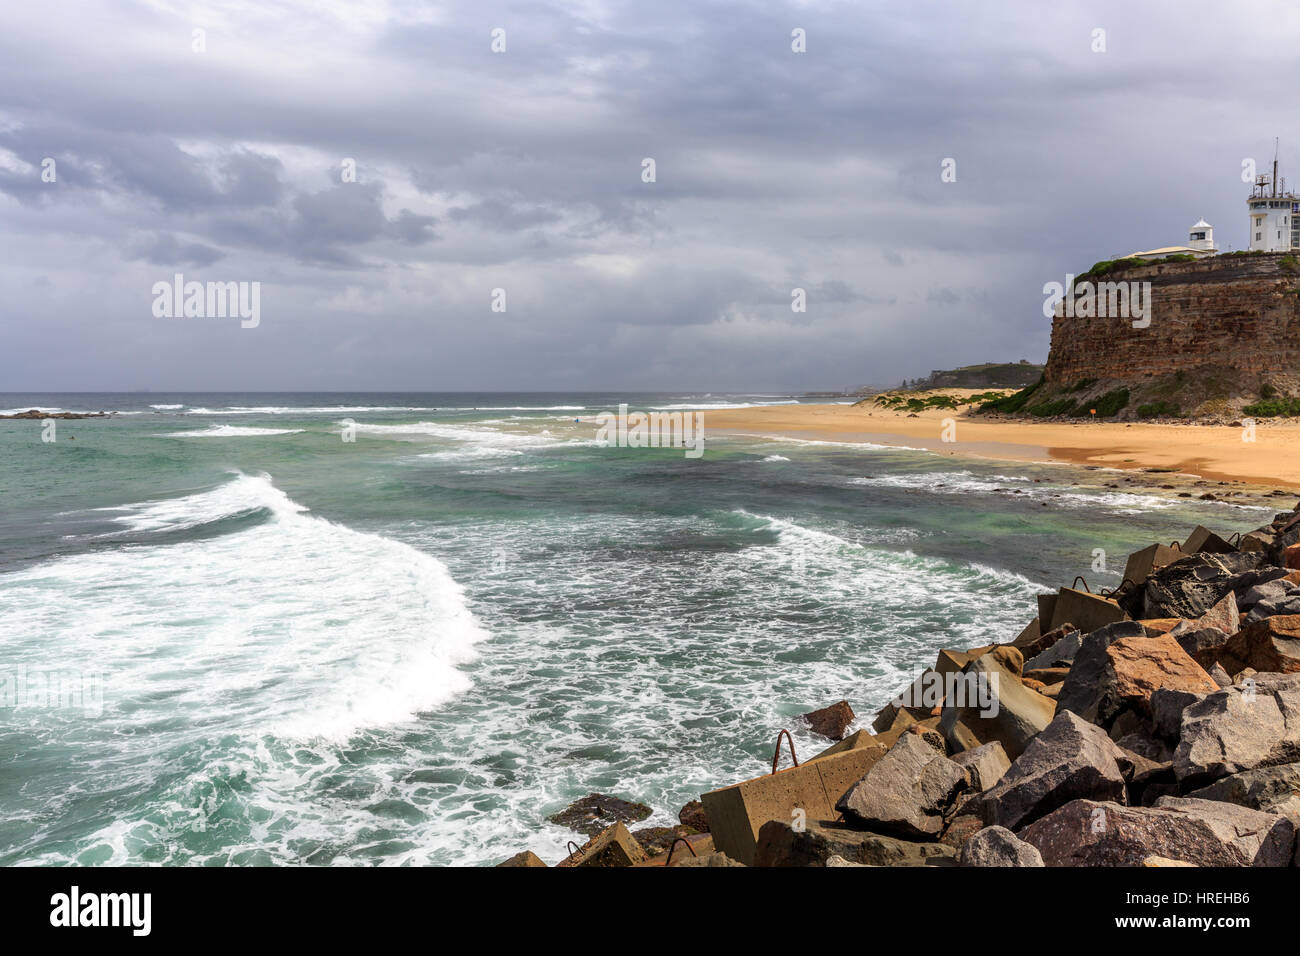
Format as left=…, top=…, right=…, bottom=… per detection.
left=702, top=396, right=1300, bottom=491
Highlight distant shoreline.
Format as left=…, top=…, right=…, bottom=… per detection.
left=698, top=401, right=1300, bottom=494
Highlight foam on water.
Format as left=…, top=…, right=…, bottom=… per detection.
left=0, top=473, right=487, bottom=864
left=164, top=425, right=305, bottom=438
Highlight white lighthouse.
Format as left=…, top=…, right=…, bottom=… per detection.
left=1247, top=148, right=1300, bottom=251
left=1187, top=219, right=1215, bottom=253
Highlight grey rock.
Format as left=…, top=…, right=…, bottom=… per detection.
left=975, top=710, right=1127, bottom=831
left=1170, top=626, right=1230, bottom=670
left=836, top=733, right=969, bottom=838
left=1187, top=761, right=1300, bottom=825
left=1150, top=686, right=1209, bottom=739
left=1024, top=630, right=1083, bottom=671
left=1142, top=552, right=1267, bottom=620
left=951, top=742, right=1011, bottom=792
left=754, top=819, right=957, bottom=867
left=1018, top=797, right=1295, bottom=866
left=957, top=825, right=1044, bottom=866
left=1239, top=579, right=1300, bottom=609
left=1173, top=673, right=1300, bottom=784
left=1114, top=732, right=1173, bottom=763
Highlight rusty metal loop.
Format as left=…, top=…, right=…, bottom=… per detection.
left=1100, top=577, right=1138, bottom=598
left=1228, top=531, right=1242, bottom=546
left=1169, top=541, right=1183, bottom=550
left=663, top=837, right=699, bottom=866
left=565, top=840, right=583, bottom=862
left=1072, top=575, right=1090, bottom=593
left=771, top=729, right=799, bottom=774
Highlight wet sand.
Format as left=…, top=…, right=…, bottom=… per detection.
left=698, top=402, right=1300, bottom=492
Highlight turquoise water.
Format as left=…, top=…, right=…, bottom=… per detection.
left=0, top=392, right=1276, bottom=865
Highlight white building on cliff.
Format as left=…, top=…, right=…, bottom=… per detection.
left=1123, top=219, right=1218, bottom=260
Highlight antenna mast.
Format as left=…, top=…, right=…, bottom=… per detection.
left=1274, top=137, right=1279, bottom=197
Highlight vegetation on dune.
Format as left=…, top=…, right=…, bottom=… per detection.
left=1243, top=397, right=1300, bottom=417
left=1027, top=398, right=1076, bottom=417
left=1136, top=400, right=1182, bottom=419
left=1091, top=388, right=1131, bottom=417
left=977, top=376, right=1043, bottom=414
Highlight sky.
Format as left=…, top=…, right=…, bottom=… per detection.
left=1, top=0, right=1298, bottom=392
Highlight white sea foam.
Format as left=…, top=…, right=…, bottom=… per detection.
left=3, top=473, right=486, bottom=743
left=850, top=470, right=1181, bottom=514
left=164, top=425, right=305, bottom=438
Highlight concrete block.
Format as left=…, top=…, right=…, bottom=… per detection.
left=701, top=743, right=885, bottom=866
left=1049, top=587, right=1128, bottom=633
left=1183, top=526, right=1236, bottom=555
left=1123, top=544, right=1183, bottom=587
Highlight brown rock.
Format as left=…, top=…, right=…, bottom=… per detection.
left=1022, top=666, right=1069, bottom=686
left=1104, top=633, right=1218, bottom=717
left=802, top=700, right=855, bottom=740
left=1220, top=614, right=1300, bottom=674
left=548, top=793, right=652, bottom=836
left=677, top=799, right=709, bottom=832
left=631, top=825, right=697, bottom=856
left=1196, top=592, right=1240, bottom=635
left=1139, top=618, right=1185, bottom=636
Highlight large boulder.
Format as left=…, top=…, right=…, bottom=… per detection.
left=753, top=819, right=957, bottom=867
left=957, top=826, right=1044, bottom=866
left=1019, top=623, right=1078, bottom=662
left=939, top=653, right=1056, bottom=760
left=1055, top=620, right=1147, bottom=723
left=1187, top=761, right=1300, bottom=825
left=951, top=742, right=1011, bottom=792
left=1170, top=626, right=1231, bottom=672
left=835, top=733, right=969, bottom=838
left=1138, top=552, right=1267, bottom=620
left=1218, top=615, right=1300, bottom=674
left=1150, top=686, right=1210, bottom=739
left=1197, top=591, right=1240, bottom=634
left=1102, top=633, right=1218, bottom=720
left=1024, top=630, right=1084, bottom=671
left=975, top=711, right=1127, bottom=831
left=1174, top=673, right=1300, bottom=784
left=1018, top=797, right=1295, bottom=866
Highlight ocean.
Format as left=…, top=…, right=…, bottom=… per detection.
left=0, top=392, right=1277, bottom=865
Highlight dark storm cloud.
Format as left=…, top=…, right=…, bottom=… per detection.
left=0, top=0, right=1296, bottom=390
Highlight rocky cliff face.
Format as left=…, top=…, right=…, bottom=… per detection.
left=1044, top=253, right=1300, bottom=386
